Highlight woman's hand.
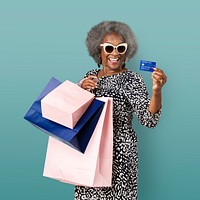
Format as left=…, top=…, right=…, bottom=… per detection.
left=152, top=68, right=167, bottom=94
left=148, top=68, right=167, bottom=114
left=81, top=76, right=98, bottom=91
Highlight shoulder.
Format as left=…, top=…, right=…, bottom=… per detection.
left=84, top=69, right=98, bottom=77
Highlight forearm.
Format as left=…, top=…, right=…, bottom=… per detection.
left=148, top=91, right=162, bottom=114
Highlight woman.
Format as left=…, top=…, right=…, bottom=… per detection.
left=75, top=21, right=167, bottom=200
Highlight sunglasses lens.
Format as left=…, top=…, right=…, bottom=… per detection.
left=105, top=45, right=114, bottom=53
left=117, top=45, right=126, bottom=53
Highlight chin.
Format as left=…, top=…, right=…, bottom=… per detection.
left=109, top=64, right=123, bottom=70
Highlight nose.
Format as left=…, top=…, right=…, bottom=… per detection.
left=112, top=47, right=119, bottom=55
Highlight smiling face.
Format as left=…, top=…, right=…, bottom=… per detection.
left=100, top=32, right=126, bottom=72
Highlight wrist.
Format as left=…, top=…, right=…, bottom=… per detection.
left=152, top=90, right=162, bottom=96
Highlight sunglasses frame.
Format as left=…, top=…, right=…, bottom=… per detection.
left=100, top=43, right=128, bottom=54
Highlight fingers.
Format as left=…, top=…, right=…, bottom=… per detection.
left=87, top=75, right=99, bottom=82
left=81, top=76, right=98, bottom=90
left=152, top=68, right=167, bottom=85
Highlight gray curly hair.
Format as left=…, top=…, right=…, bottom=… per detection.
left=86, top=20, right=138, bottom=64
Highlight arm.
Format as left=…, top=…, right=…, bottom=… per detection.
left=148, top=91, right=162, bottom=114
left=123, top=72, right=162, bottom=128
left=148, top=68, right=167, bottom=114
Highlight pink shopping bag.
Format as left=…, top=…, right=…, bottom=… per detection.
left=43, top=97, right=113, bottom=187
left=41, top=80, right=94, bottom=129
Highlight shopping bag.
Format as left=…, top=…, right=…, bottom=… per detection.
left=43, top=97, right=113, bottom=187
left=24, top=77, right=104, bottom=153
left=41, top=80, right=94, bottom=129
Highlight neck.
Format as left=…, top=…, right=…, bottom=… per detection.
left=98, top=67, right=127, bottom=78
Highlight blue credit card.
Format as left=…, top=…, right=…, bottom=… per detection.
left=140, top=60, right=156, bottom=72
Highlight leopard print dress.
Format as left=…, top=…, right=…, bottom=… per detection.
left=74, top=69, right=161, bottom=200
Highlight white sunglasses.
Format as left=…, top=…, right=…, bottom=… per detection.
left=100, top=43, right=128, bottom=54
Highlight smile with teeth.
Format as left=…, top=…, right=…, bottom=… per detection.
left=109, top=58, right=120, bottom=63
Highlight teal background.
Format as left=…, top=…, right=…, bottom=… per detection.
left=1, top=0, right=200, bottom=199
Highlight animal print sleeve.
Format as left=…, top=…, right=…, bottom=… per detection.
left=123, top=72, right=161, bottom=128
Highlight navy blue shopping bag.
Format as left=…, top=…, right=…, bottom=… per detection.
left=24, top=77, right=104, bottom=153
